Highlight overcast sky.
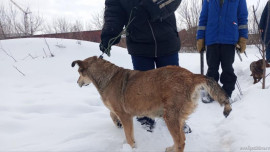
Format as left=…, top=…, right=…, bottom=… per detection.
left=0, top=0, right=268, bottom=25
left=1, top=0, right=106, bottom=25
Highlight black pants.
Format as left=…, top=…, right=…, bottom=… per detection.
left=206, top=44, right=237, bottom=97
left=131, top=53, right=179, bottom=71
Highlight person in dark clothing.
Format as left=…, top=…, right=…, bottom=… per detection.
left=197, top=0, right=248, bottom=103
left=99, top=0, right=191, bottom=133
left=259, top=0, right=270, bottom=63
left=100, top=0, right=181, bottom=58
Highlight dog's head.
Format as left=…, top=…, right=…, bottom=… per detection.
left=256, top=59, right=270, bottom=68
left=71, top=56, right=98, bottom=87
left=250, top=59, right=270, bottom=75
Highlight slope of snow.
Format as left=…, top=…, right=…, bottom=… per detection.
left=0, top=38, right=269, bottom=152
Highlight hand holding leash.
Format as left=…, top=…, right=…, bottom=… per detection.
left=236, top=44, right=248, bottom=62
left=99, top=8, right=136, bottom=58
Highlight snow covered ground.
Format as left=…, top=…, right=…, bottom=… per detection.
left=0, top=38, right=269, bottom=152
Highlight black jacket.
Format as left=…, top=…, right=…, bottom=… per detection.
left=101, top=0, right=181, bottom=57
left=259, top=1, right=270, bottom=44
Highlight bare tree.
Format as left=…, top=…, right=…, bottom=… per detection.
left=176, top=0, right=202, bottom=51
left=42, top=22, right=54, bottom=34
left=70, top=20, right=84, bottom=32
left=0, top=3, right=18, bottom=37
left=29, top=13, right=44, bottom=35
left=251, top=0, right=269, bottom=89
left=52, top=17, right=71, bottom=33
left=0, top=2, right=43, bottom=38
left=176, top=0, right=201, bottom=30
left=89, top=10, right=104, bottom=30
left=85, top=21, right=94, bottom=31
left=0, top=5, right=7, bottom=39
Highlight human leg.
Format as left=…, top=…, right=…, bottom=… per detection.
left=155, top=53, right=179, bottom=68
left=220, top=44, right=237, bottom=97
left=202, top=44, right=221, bottom=103
left=131, top=55, right=155, bottom=71
left=206, top=44, right=221, bottom=81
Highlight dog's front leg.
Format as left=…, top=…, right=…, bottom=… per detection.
left=118, top=114, right=135, bottom=148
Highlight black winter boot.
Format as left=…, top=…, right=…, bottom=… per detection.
left=137, top=117, right=156, bottom=132
left=202, top=93, right=214, bottom=103
left=183, top=123, right=192, bottom=134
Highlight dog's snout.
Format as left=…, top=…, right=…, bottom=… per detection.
left=77, top=79, right=83, bottom=87
left=77, top=82, right=83, bottom=88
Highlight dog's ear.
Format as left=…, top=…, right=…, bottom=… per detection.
left=71, top=60, right=84, bottom=68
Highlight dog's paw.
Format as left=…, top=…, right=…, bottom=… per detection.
left=123, top=141, right=136, bottom=149
left=131, top=142, right=137, bottom=149
left=122, top=143, right=135, bottom=151
left=165, top=145, right=175, bottom=152
left=223, top=104, right=232, bottom=118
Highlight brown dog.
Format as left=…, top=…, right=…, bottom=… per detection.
left=250, top=59, right=270, bottom=84
left=72, top=56, right=232, bottom=152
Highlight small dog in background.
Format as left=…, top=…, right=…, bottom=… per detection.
left=250, top=59, right=270, bottom=84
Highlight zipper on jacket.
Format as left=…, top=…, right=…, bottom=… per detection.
left=147, top=20, right=158, bottom=57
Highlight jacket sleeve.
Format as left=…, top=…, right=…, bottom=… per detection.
left=101, top=0, right=126, bottom=45
left=237, top=0, right=248, bottom=39
left=141, top=0, right=182, bottom=21
left=196, top=0, right=209, bottom=40
left=259, top=2, right=269, bottom=30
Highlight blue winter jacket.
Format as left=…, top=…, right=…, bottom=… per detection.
left=197, top=0, right=248, bottom=46
left=259, top=1, right=270, bottom=44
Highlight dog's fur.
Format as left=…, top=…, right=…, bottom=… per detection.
left=72, top=56, right=232, bottom=152
left=250, top=59, right=270, bottom=84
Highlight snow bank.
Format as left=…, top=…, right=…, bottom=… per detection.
left=0, top=38, right=269, bottom=152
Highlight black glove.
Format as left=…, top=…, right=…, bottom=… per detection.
left=99, top=40, right=111, bottom=56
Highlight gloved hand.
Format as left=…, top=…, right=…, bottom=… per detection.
left=236, top=37, right=247, bottom=53
left=197, top=39, right=205, bottom=52
left=99, top=40, right=111, bottom=56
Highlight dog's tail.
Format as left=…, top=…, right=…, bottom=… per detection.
left=194, top=74, right=232, bottom=118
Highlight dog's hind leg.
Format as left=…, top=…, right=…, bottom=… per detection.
left=178, top=119, right=186, bottom=152
left=118, top=114, right=135, bottom=148
left=110, top=112, right=122, bottom=128
left=164, top=108, right=185, bottom=152
left=253, top=77, right=258, bottom=84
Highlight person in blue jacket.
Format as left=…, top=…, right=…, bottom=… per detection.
left=197, top=0, right=248, bottom=103
left=259, top=0, right=270, bottom=63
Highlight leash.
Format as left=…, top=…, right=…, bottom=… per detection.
left=226, top=80, right=242, bottom=106
left=236, top=80, right=243, bottom=96
left=99, top=9, right=136, bottom=59
left=233, top=46, right=245, bottom=102
left=99, top=53, right=104, bottom=59
left=235, top=46, right=248, bottom=62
